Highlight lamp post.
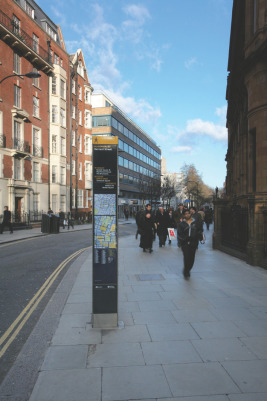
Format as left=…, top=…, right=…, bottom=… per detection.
left=0, top=71, right=41, bottom=85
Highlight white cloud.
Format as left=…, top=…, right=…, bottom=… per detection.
left=171, top=146, right=192, bottom=153
left=215, top=105, right=227, bottom=117
left=184, top=57, right=197, bottom=69
left=184, top=119, right=227, bottom=141
left=122, top=4, right=151, bottom=43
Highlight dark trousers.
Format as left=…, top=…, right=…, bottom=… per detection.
left=182, top=242, right=197, bottom=276
left=0, top=221, right=13, bottom=233
left=158, top=233, right=167, bottom=246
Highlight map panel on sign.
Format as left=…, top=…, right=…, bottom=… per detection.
left=94, top=216, right=117, bottom=248
left=94, top=194, right=116, bottom=216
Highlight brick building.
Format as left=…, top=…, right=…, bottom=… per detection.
left=0, top=0, right=69, bottom=220
left=213, top=0, right=267, bottom=268
left=69, top=50, right=93, bottom=218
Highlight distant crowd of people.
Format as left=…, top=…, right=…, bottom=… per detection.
left=135, top=203, right=213, bottom=279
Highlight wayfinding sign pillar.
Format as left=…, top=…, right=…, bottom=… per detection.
left=92, top=136, right=118, bottom=328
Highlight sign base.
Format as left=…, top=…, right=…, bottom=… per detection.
left=92, top=313, right=118, bottom=329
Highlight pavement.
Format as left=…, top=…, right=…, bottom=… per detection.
left=1, top=221, right=267, bottom=401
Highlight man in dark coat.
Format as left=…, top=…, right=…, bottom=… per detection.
left=59, top=209, right=65, bottom=229
left=139, top=211, right=154, bottom=253
left=155, top=206, right=169, bottom=247
left=177, top=209, right=202, bottom=279
left=173, top=203, right=185, bottom=226
left=0, top=206, right=13, bottom=234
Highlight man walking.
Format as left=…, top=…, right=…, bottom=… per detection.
left=177, top=209, right=202, bottom=279
left=0, top=206, right=13, bottom=234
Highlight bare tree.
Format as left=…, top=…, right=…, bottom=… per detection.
left=161, top=176, right=176, bottom=208
left=180, top=163, right=213, bottom=207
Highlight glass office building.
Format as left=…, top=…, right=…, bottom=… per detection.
left=92, top=93, right=161, bottom=217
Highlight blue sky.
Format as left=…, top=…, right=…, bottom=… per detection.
left=37, top=0, right=233, bottom=189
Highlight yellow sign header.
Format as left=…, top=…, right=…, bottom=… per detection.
left=93, top=136, right=118, bottom=145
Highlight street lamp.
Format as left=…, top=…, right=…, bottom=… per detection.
left=0, top=72, right=41, bottom=85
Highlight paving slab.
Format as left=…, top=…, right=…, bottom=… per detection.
left=222, top=360, right=267, bottom=393
left=41, top=345, right=88, bottom=370
left=147, top=322, right=200, bottom=341
left=163, top=362, right=240, bottom=397
left=29, top=368, right=101, bottom=401
left=240, top=336, right=267, bottom=359
left=87, top=342, right=145, bottom=367
left=141, top=340, right=202, bottom=364
left=102, top=365, right=172, bottom=401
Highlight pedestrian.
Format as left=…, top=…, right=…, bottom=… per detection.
left=155, top=206, right=169, bottom=247
left=67, top=210, right=74, bottom=229
left=167, top=207, right=176, bottom=244
left=0, top=206, right=13, bottom=234
left=135, top=208, right=144, bottom=239
left=59, top=209, right=65, bottom=229
left=124, top=208, right=129, bottom=220
left=139, top=211, right=154, bottom=253
left=204, top=208, right=212, bottom=230
left=177, top=209, right=202, bottom=279
left=173, top=203, right=185, bottom=226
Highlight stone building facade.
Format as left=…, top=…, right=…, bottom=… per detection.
left=213, top=0, right=267, bottom=268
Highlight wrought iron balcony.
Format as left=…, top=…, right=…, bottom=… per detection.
left=32, top=144, right=43, bottom=157
left=0, top=134, right=6, bottom=148
left=13, top=138, right=30, bottom=154
left=0, top=9, right=53, bottom=74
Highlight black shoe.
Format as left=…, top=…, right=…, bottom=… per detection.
left=169, top=240, right=171, bottom=245
left=143, top=248, right=146, bottom=252
left=159, top=244, right=162, bottom=247
left=149, top=248, right=153, bottom=253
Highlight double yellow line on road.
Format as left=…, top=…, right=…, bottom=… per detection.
left=0, top=247, right=89, bottom=359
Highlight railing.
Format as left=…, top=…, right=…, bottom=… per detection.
left=0, top=134, right=6, bottom=148
left=32, top=144, right=43, bottom=157
left=13, top=138, right=30, bottom=153
left=221, top=206, right=248, bottom=252
left=0, top=9, right=51, bottom=63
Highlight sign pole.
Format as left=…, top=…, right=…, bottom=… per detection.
left=92, top=136, right=118, bottom=328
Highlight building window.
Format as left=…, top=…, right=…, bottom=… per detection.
left=52, top=194, right=57, bottom=212
left=25, top=1, right=34, bottom=18
left=85, top=89, right=90, bottom=104
left=13, top=120, right=22, bottom=148
left=72, top=131, right=76, bottom=146
left=79, top=162, right=82, bottom=180
left=52, top=165, right=57, bottom=183
left=85, top=136, right=91, bottom=154
left=52, top=135, right=57, bottom=153
left=93, top=116, right=111, bottom=127
left=60, top=166, right=65, bottom=185
left=54, top=53, right=59, bottom=65
left=77, top=189, right=83, bottom=207
left=33, top=162, right=40, bottom=182
left=60, top=79, right=65, bottom=99
left=46, top=23, right=57, bottom=41
left=72, top=160, right=75, bottom=175
left=12, top=15, right=20, bottom=35
left=72, top=106, right=75, bottom=119
left=72, top=79, right=75, bottom=94
left=60, top=108, right=66, bottom=127
left=13, top=52, right=21, bottom=74
left=14, top=158, right=21, bottom=180
left=52, top=76, right=57, bottom=95
left=33, top=193, right=39, bottom=212
left=33, top=68, right=39, bottom=87
left=85, top=111, right=91, bottom=128
left=72, top=189, right=75, bottom=208
left=79, top=110, right=82, bottom=125
left=33, top=96, right=39, bottom=117
left=60, top=137, right=66, bottom=155
left=85, top=162, right=92, bottom=181
left=33, top=127, right=41, bottom=156
left=79, top=86, right=82, bottom=101
left=79, top=136, right=82, bottom=153
left=60, top=195, right=66, bottom=210
left=77, top=60, right=84, bottom=77
left=33, top=33, right=39, bottom=53
left=14, top=85, right=21, bottom=108
left=52, top=105, right=58, bottom=123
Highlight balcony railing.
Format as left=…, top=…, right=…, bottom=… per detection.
left=13, top=138, right=30, bottom=153
left=0, top=9, right=52, bottom=65
left=0, top=134, right=6, bottom=148
left=32, top=144, right=43, bottom=157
